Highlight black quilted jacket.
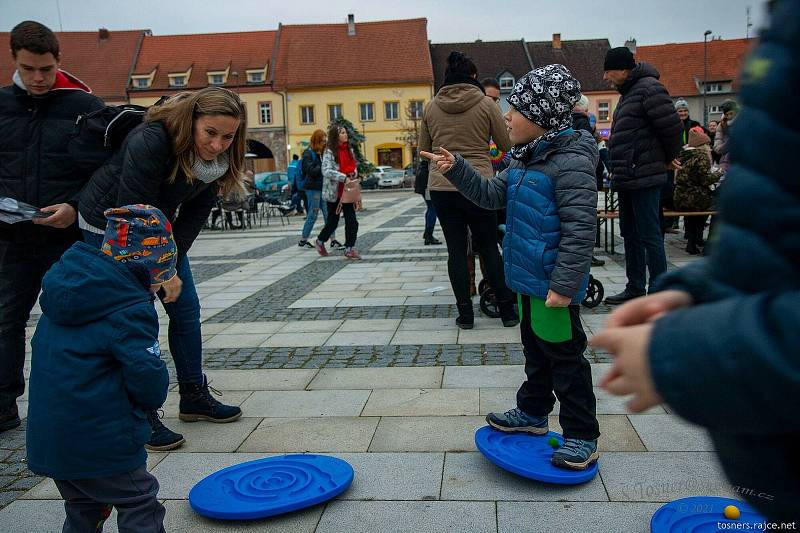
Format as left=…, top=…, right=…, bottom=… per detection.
left=608, top=63, right=683, bottom=191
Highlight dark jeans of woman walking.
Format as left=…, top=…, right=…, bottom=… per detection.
left=430, top=190, right=517, bottom=329
left=318, top=201, right=358, bottom=247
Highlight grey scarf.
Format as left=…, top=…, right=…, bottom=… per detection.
left=191, top=152, right=229, bottom=183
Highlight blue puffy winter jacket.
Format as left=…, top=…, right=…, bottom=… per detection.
left=444, top=129, right=599, bottom=304
left=26, top=242, right=169, bottom=480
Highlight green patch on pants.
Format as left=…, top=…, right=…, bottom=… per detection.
left=519, top=294, right=573, bottom=343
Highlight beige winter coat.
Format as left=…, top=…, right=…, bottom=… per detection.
left=418, top=83, right=511, bottom=191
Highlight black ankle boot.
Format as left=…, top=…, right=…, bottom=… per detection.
left=145, top=410, right=185, bottom=451
left=498, top=299, right=520, bottom=327
left=179, top=375, right=243, bottom=423
left=456, top=302, right=474, bottom=329
left=423, top=228, right=441, bottom=245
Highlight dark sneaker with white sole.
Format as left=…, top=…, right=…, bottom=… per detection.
left=551, top=438, right=599, bottom=470
left=485, top=407, right=548, bottom=435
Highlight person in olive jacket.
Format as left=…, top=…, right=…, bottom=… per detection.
left=0, top=21, right=105, bottom=432
left=602, top=47, right=683, bottom=304
left=78, top=87, right=246, bottom=451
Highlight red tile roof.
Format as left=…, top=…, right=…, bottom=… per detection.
left=130, top=30, right=276, bottom=91
left=274, top=18, right=433, bottom=89
left=0, top=29, right=147, bottom=102
left=636, top=38, right=755, bottom=96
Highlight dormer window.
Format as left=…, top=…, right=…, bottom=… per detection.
left=499, top=75, right=515, bottom=90
left=133, top=77, right=149, bottom=88
left=248, top=72, right=263, bottom=83
left=130, top=68, right=156, bottom=90
left=170, top=75, right=187, bottom=88
left=210, top=74, right=224, bottom=85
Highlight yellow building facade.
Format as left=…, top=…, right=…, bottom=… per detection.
left=285, top=84, right=433, bottom=169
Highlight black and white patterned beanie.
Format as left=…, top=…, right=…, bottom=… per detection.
left=507, top=64, right=582, bottom=159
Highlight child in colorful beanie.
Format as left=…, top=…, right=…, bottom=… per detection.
left=27, top=204, right=177, bottom=533
left=422, top=65, right=601, bottom=470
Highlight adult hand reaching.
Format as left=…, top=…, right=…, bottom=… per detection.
left=160, top=275, right=183, bottom=304
left=419, top=147, right=456, bottom=174
left=32, top=203, right=77, bottom=229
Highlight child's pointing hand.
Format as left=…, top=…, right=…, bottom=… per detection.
left=420, top=147, right=456, bottom=173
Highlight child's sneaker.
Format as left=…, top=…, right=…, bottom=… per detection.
left=145, top=410, right=185, bottom=451
left=315, top=239, right=329, bottom=257
left=485, top=407, right=548, bottom=434
left=551, top=438, right=599, bottom=470
left=344, top=248, right=362, bottom=260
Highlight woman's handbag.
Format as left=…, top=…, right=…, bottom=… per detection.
left=337, top=178, right=362, bottom=213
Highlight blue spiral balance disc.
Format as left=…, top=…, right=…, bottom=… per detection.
left=651, top=496, right=766, bottom=532
left=474, top=426, right=598, bottom=484
left=189, top=454, right=354, bottom=520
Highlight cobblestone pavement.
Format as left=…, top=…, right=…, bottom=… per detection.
left=0, top=190, right=702, bottom=517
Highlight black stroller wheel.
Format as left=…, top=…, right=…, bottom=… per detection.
left=479, top=287, right=501, bottom=318
left=582, top=275, right=604, bottom=308
left=477, top=279, right=489, bottom=296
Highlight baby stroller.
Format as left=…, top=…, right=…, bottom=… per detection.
left=478, top=225, right=604, bottom=318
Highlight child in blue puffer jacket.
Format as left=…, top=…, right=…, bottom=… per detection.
left=422, top=64, right=600, bottom=470
left=27, top=204, right=177, bottom=533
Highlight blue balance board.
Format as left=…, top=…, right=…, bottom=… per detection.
left=189, top=454, right=353, bottom=520
left=474, top=425, right=598, bottom=485
left=651, top=496, right=766, bottom=532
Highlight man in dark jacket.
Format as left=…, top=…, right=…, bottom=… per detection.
left=0, top=21, right=104, bottom=432
left=602, top=47, right=683, bottom=304
left=593, top=0, right=799, bottom=521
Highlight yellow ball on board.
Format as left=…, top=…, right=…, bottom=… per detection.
left=723, top=504, right=741, bottom=520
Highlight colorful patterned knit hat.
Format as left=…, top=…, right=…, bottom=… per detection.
left=101, top=205, right=178, bottom=285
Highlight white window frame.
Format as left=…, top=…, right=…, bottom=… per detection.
left=359, top=102, right=375, bottom=122
left=705, top=82, right=724, bottom=94
left=409, top=100, right=424, bottom=119
left=259, top=102, right=273, bottom=125
left=328, top=104, right=342, bottom=122
left=707, top=105, right=722, bottom=114
left=209, top=74, right=225, bottom=85
left=169, top=75, right=187, bottom=88
left=248, top=71, right=264, bottom=84
left=499, top=76, right=515, bottom=90
left=300, top=105, right=315, bottom=125
left=133, top=77, right=149, bottom=88
left=598, top=101, right=611, bottom=122
left=384, top=101, right=399, bottom=121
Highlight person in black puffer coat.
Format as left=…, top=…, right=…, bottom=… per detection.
left=79, top=87, right=247, bottom=451
left=602, top=48, right=683, bottom=304
left=0, top=21, right=105, bottom=432
left=594, top=0, right=800, bottom=521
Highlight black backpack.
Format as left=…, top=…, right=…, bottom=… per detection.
left=69, top=97, right=168, bottom=173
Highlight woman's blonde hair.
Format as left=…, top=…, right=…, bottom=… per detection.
left=145, top=86, right=247, bottom=196
left=310, top=129, right=326, bottom=154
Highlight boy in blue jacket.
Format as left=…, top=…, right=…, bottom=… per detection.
left=27, top=204, right=177, bottom=533
left=592, top=0, right=799, bottom=522
left=422, top=65, right=601, bottom=470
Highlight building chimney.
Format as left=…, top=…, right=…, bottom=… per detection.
left=98, top=28, right=110, bottom=41
left=552, top=33, right=561, bottom=50
left=347, top=14, right=355, bottom=36
left=624, top=38, right=637, bottom=54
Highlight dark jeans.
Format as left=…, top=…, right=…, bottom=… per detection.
left=424, top=199, right=437, bottom=231
left=318, top=201, right=358, bottom=248
left=430, top=190, right=511, bottom=305
left=617, top=185, right=668, bottom=294
left=290, top=190, right=307, bottom=213
left=684, top=215, right=708, bottom=246
left=0, top=239, right=72, bottom=410
left=54, top=466, right=165, bottom=533
left=516, top=295, right=599, bottom=440
left=83, top=231, right=203, bottom=385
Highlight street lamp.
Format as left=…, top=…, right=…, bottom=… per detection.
left=703, top=30, right=712, bottom=126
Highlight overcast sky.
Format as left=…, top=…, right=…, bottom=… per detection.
left=0, top=0, right=768, bottom=47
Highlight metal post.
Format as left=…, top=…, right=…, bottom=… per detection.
left=703, top=30, right=712, bottom=126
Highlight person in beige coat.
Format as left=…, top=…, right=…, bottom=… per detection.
left=419, top=51, right=516, bottom=329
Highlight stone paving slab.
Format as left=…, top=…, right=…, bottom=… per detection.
left=149, top=452, right=267, bottom=499
left=161, top=417, right=262, bottom=453
left=391, top=328, right=459, bottom=345
left=261, top=332, right=333, bottom=347
left=497, top=501, right=662, bottom=533
left=240, top=390, right=371, bottom=417
left=362, top=389, right=479, bottom=417
left=238, top=417, right=379, bottom=453
left=316, top=500, right=497, bottom=533
left=277, top=320, right=343, bottom=333
left=203, top=369, right=319, bottom=390
left=334, top=452, right=443, bottom=501
left=368, top=416, right=485, bottom=452
left=548, top=415, right=646, bottom=452
left=324, top=330, right=395, bottom=347
left=441, top=452, right=608, bottom=502
left=163, top=499, right=323, bottom=532
left=628, top=414, right=714, bottom=451
left=443, top=365, right=525, bottom=388
left=307, top=367, right=443, bottom=390
left=599, top=452, right=734, bottom=502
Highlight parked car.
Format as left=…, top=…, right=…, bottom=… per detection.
left=403, top=163, right=416, bottom=188
left=378, top=170, right=405, bottom=189
left=371, top=166, right=394, bottom=180
left=361, top=174, right=378, bottom=190
left=254, top=171, right=289, bottom=200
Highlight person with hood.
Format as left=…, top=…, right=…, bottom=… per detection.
left=418, top=51, right=516, bottom=330
left=27, top=205, right=176, bottom=533
left=602, top=47, right=683, bottom=304
left=0, top=21, right=105, bottom=433
left=592, top=0, right=799, bottom=521
left=673, top=127, right=718, bottom=254
left=79, top=87, right=246, bottom=451
left=422, top=64, right=601, bottom=470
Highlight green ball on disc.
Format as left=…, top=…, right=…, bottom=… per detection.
left=548, top=437, right=560, bottom=449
